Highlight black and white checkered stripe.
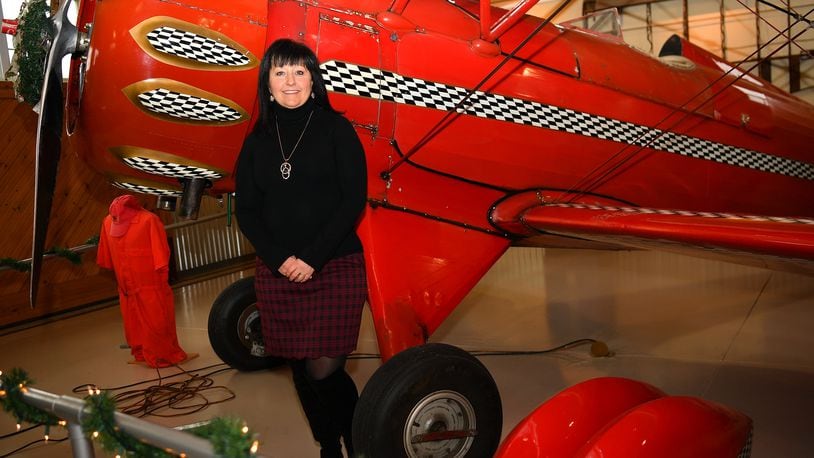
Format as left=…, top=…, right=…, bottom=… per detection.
left=112, top=182, right=182, bottom=197
left=738, top=428, right=753, bottom=458
left=136, top=88, right=242, bottom=122
left=122, top=156, right=223, bottom=180
left=321, top=60, right=814, bottom=181
left=546, top=202, right=814, bottom=225
left=146, top=26, right=250, bottom=66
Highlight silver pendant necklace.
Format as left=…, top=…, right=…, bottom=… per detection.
left=275, top=110, right=314, bottom=180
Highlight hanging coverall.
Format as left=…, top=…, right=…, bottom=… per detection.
left=97, top=195, right=188, bottom=367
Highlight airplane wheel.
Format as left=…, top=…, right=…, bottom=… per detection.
left=207, top=277, right=284, bottom=371
left=353, top=343, right=502, bottom=457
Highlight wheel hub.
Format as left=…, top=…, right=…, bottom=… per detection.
left=404, top=390, right=476, bottom=457
left=236, top=305, right=265, bottom=356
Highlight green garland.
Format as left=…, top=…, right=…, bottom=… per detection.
left=1, top=368, right=259, bottom=457
left=5, top=0, right=50, bottom=105
left=83, top=390, right=171, bottom=457
left=0, top=236, right=99, bottom=272
left=189, top=417, right=259, bottom=458
left=0, top=368, right=60, bottom=427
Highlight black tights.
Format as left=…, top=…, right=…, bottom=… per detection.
left=304, top=355, right=347, bottom=381
left=290, top=356, right=358, bottom=458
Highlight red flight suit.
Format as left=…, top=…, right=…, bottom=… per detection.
left=97, top=195, right=188, bottom=368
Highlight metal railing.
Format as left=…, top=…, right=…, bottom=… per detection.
left=21, top=386, right=216, bottom=457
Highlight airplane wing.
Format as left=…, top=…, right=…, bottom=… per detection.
left=491, top=197, right=814, bottom=275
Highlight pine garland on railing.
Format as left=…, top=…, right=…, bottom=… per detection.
left=0, top=236, right=99, bottom=272
left=0, top=368, right=60, bottom=429
left=1, top=368, right=260, bottom=457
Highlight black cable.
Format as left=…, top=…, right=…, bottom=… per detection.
left=0, top=424, right=40, bottom=440
left=71, top=362, right=231, bottom=393
left=71, top=362, right=237, bottom=419
left=49, top=340, right=604, bottom=423
left=471, top=338, right=604, bottom=356
left=348, top=338, right=611, bottom=360
left=0, top=436, right=68, bottom=458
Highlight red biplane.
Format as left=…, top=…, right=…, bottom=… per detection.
left=22, top=0, right=814, bottom=455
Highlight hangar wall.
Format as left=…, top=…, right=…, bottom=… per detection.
left=0, top=82, right=250, bottom=329
left=0, top=81, right=120, bottom=327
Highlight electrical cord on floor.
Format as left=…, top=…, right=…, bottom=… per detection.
left=348, top=338, right=612, bottom=360
left=0, top=420, right=63, bottom=457
left=71, top=362, right=237, bottom=418
left=0, top=424, right=39, bottom=440
left=0, top=364, right=236, bottom=457
left=0, top=436, right=68, bottom=458
left=471, top=338, right=612, bottom=358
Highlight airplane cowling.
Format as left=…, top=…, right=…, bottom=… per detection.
left=69, top=0, right=267, bottom=197
left=495, top=377, right=752, bottom=458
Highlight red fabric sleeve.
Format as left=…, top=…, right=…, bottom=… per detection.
left=148, top=212, right=170, bottom=272
left=96, top=217, right=114, bottom=269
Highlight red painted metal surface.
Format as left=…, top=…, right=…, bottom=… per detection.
left=65, top=0, right=814, bottom=361
left=1, top=18, right=18, bottom=35
left=70, top=0, right=267, bottom=193
left=495, top=377, right=666, bottom=458
left=495, top=377, right=752, bottom=458
left=577, top=396, right=752, bottom=457
left=521, top=203, right=814, bottom=261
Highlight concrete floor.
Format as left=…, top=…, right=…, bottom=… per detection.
left=1, top=247, right=813, bottom=457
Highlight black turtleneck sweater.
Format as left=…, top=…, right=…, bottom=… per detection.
left=234, top=98, right=367, bottom=272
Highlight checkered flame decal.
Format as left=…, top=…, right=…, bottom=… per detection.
left=130, top=16, right=258, bottom=71
left=122, top=79, right=247, bottom=125
left=109, top=175, right=183, bottom=197
left=110, top=146, right=226, bottom=180
left=321, top=60, right=814, bottom=181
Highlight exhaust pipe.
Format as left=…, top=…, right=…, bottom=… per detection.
left=178, top=177, right=209, bottom=220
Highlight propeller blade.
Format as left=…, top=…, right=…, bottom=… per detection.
left=30, top=0, right=78, bottom=308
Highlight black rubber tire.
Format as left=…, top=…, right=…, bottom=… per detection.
left=207, top=276, right=284, bottom=371
left=353, top=343, right=502, bottom=457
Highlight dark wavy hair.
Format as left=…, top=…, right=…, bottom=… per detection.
left=253, top=38, right=338, bottom=133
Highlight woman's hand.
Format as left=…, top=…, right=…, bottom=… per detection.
left=279, top=256, right=315, bottom=283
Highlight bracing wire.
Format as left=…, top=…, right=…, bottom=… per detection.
left=553, top=7, right=814, bottom=205
left=383, top=0, right=575, bottom=177
left=757, top=0, right=814, bottom=26
left=739, top=0, right=813, bottom=59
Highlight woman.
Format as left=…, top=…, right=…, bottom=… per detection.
left=234, top=38, right=367, bottom=457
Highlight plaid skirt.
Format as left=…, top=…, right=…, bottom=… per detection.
left=254, top=252, right=367, bottom=359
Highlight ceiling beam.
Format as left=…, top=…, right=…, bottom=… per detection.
left=583, top=0, right=670, bottom=14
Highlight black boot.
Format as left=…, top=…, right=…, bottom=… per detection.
left=290, top=361, right=343, bottom=456
left=312, top=368, right=359, bottom=457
